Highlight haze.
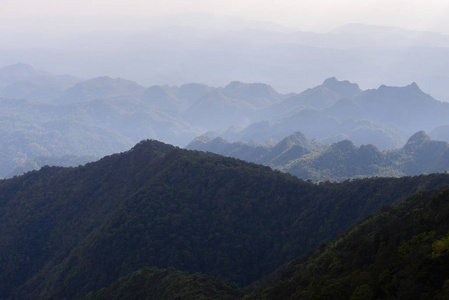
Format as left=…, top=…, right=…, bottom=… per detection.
left=1, top=0, right=449, bottom=99
left=2, top=0, right=449, bottom=34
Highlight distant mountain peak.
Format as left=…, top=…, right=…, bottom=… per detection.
left=224, top=80, right=275, bottom=89
left=406, top=130, right=431, bottom=144
left=0, top=62, right=48, bottom=78
left=321, top=77, right=362, bottom=99
left=225, top=81, right=244, bottom=89
left=409, top=82, right=422, bottom=92
left=291, top=131, right=308, bottom=142
left=223, top=81, right=280, bottom=105
left=377, top=82, right=424, bottom=94
left=330, top=139, right=356, bottom=151
left=6, top=62, right=35, bottom=70
left=143, top=85, right=176, bottom=97
left=322, top=77, right=338, bottom=85
left=403, top=130, right=431, bottom=152
left=362, top=82, right=435, bottom=106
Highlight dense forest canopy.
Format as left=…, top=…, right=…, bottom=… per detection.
left=0, top=140, right=448, bottom=299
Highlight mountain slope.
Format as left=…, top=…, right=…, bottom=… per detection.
left=81, top=185, right=449, bottom=300
left=1, top=140, right=449, bottom=299
left=186, top=131, right=324, bottom=166
left=266, top=77, right=362, bottom=119
left=221, top=81, right=449, bottom=150
left=0, top=63, right=80, bottom=101
left=59, top=76, right=146, bottom=103
left=247, top=186, right=449, bottom=299
left=188, top=131, right=449, bottom=182
left=0, top=94, right=201, bottom=178
left=81, top=267, right=241, bottom=300
left=330, top=83, right=449, bottom=136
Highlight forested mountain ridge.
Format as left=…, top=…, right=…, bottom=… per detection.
left=81, top=267, right=242, bottom=300
left=246, top=186, right=449, bottom=299
left=1, top=140, right=449, bottom=299
left=5, top=154, right=98, bottom=178
left=187, top=130, right=449, bottom=181
left=80, top=185, right=449, bottom=300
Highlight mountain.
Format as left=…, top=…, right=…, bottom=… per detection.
left=223, top=81, right=283, bottom=109
left=0, top=63, right=52, bottom=88
left=186, top=135, right=268, bottom=163
left=182, top=81, right=284, bottom=130
left=140, top=84, right=188, bottom=115
left=0, top=95, right=201, bottom=178
left=286, top=130, right=449, bottom=181
left=81, top=266, right=241, bottom=300
left=186, top=131, right=325, bottom=166
left=5, top=154, right=98, bottom=178
left=59, top=76, right=146, bottom=103
left=182, top=89, right=253, bottom=130
left=1, top=140, right=448, bottom=299
left=247, top=186, right=449, bottom=299
left=188, top=131, right=449, bottom=182
left=140, top=81, right=282, bottom=118
left=221, top=81, right=447, bottom=150
left=429, top=124, right=449, bottom=143
left=4, top=21, right=449, bottom=100
left=0, top=63, right=80, bottom=101
left=176, top=83, right=214, bottom=103
left=266, top=77, right=362, bottom=119
left=0, top=109, right=134, bottom=178
left=79, top=185, right=449, bottom=300
left=1, top=65, right=449, bottom=177
left=328, top=82, right=449, bottom=136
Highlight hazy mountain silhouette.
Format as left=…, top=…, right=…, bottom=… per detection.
left=0, top=63, right=79, bottom=101
left=328, top=82, right=449, bottom=135
left=220, top=81, right=448, bottom=150
left=59, top=76, right=146, bottom=103
left=223, top=81, right=283, bottom=109
left=5, top=21, right=449, bottom=99
left=1, top=65, right=449, bottom=178
left=266, top=77, right=362, bottom=119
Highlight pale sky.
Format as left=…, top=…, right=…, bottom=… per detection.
left=1, top=0, right=449, bottom=34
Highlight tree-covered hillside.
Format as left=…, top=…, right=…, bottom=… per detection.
left=82, top=267, right=242, bottom=300
left=0, top=140, right=448, bottom=299
left=247, top=186, right=449, bottom=299
left=79, top=178, right=449, bottom=300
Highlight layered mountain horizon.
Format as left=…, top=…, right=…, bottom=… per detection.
left=1, top=62, right=449, bottom=179
left=2, top=15, right=449, bottom=300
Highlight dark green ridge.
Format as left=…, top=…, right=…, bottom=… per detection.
left=0, top=140, right=448, bottom=299
left=247, top=187, right=449, bottom=299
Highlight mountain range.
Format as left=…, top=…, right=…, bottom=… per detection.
left=187, top=130, right=449, bottom=182
left=2, top=20, right=449, bottom=300
left=1, top=63, right=449, bottom=180
left=3, top=19, right=449, bottom=101
left=82, top=185, right=449, bottom=299
left=0, top=139, right=449, bottom=299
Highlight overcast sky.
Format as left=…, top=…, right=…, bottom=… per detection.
left=2, top=0, right=449, bottom=34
